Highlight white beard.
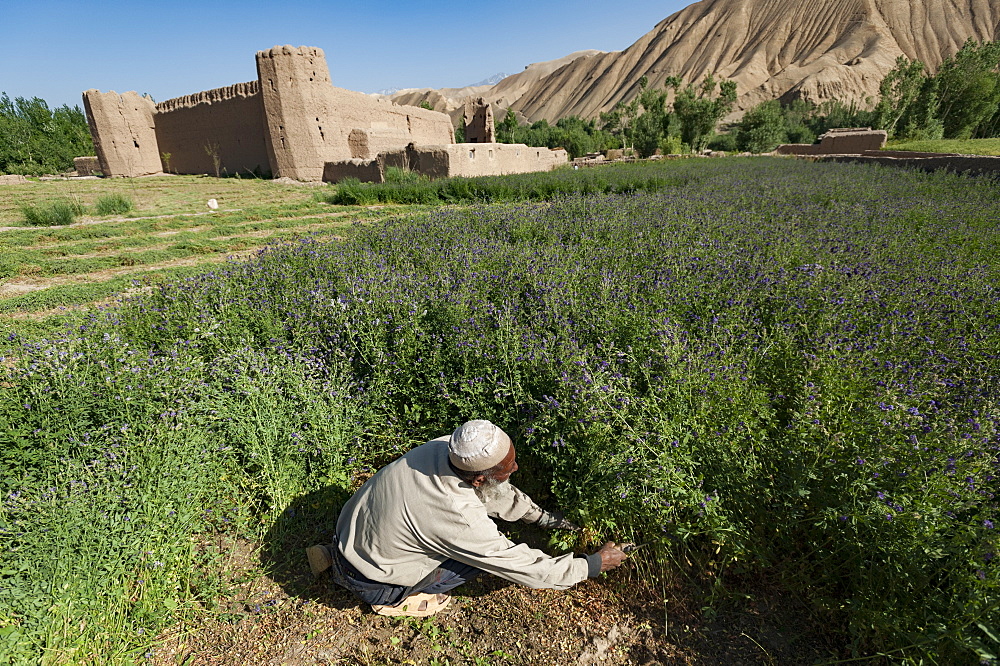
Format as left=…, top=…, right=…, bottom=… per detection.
left=474, top=478, right=510, bottom=505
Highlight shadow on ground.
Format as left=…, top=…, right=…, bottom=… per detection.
left=259, top=484, right=554, bottom=612
left=153, top=486, right=846, bottom=665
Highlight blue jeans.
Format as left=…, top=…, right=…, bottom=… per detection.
left=331, top=537, right=483, bottom=607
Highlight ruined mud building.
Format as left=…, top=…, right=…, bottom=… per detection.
left=83, top=46, right=566, bottom=182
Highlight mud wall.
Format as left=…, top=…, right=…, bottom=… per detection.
left=817, top=130, right=887, bottom=154
left=73, top=156, right=101, bottom=176
left=775, top=143, right=823, bottom=156
left=322, top=158, right=384, bottom=183
left=154, top=82, right=271, bottom=176
left=84, top=44, right=457, bottom=181
left=82, top=90, right=162, bottom=177
left=777, top=129, right=887, bottom=156
left=256, top=45, right=453, bottom=181
left=444, top=143, right=567, bottom=178
left=367, top=143, right=567, bottom=182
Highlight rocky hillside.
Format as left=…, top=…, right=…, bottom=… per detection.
left=390, top=0, right=1000, bottom=122
left=381, top=51, right=604, bottom=126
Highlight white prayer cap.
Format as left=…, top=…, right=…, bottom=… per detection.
left=448, top=420, right=512, bottom=472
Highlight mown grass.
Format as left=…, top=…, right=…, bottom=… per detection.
left=0, top=175, right=409, bottom=368
left=1, top=158, right=997, bottom=664
left=0, top=175, right=415, bottom=321
left=885, top=137, right=1000, bottom=156
left=0, top=175, right=325, bottom=226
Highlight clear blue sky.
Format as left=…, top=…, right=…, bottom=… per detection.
left=1, top=0, right=690, bottom=110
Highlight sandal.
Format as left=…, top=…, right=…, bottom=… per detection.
left=372, top=593, right=452, bottom=617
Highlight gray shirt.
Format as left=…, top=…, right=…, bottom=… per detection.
left=336, top=436, right=600, bottom=589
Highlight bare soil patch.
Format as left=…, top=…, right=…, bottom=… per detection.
left=147, top=525, right=839, bottom=666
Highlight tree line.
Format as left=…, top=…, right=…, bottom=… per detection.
left=873, top=39, right=1000, bottom=141
left=731, top=38, right=1000, bottom=153
left=496, top=38, right=1000, bottom=157
left=0, top=94, right=94, bottom=176
left=494, top=75, right=738, bottom=159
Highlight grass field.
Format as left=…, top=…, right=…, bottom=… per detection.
left=885, top=137, right=1000, bottom=156
left=1, top=159, right=998, bottom=664
left=0, top=175, right=418, bottom=341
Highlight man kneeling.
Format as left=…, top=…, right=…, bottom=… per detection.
left=307, top=419, right=628, bottom=616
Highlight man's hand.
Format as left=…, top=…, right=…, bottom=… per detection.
left=597, top=541, right=629, bottom=572
left=535, top=510, right=581, bottom=531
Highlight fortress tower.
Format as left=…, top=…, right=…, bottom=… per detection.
left=255, top=46, right=332, bottom=182
left=81, top=91, right=161, bottom=177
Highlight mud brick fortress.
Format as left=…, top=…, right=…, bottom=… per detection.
left=82, top=46, right=566, bottom=182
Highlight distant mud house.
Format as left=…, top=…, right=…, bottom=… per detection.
left=82, top=46, right=566, bottom=182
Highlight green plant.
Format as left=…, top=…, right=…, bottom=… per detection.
left=94, top=193, right=135, bottom=216
left=672, top=74, right=738, bottom=152
left=3, top=159, right=999, bottom=663
left=20, top=198, right=84, bottom=226
left=383, top=166, right=424, bottom=185
left=660, top=135, right=689, bottom=155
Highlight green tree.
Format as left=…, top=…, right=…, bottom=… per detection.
left=631, top=78, right=673, bottom=157
left=672, top=75, right=738, bottom=152
left=934, top=39, right=1000, bottom=138
left=0, top=93, right=93, bottom=175
left=873, top=56, right=928, bottom=137
left=498, top=108, right=518, bottom=143
left=897, top=77, right=943, bottom=140
left=807, top=99, right=875, bottom=136
left=735, top=100, right=787, bottom=153
left=500, top=115, right=617, bottom=158
left=600, top=96, right=640, bottom=153
left=781, top=99, right=817, bottom=144
left=598, top=106, right=625, bottom=149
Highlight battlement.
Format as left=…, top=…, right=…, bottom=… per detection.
left=256, top=45, right=326, bottom=60
left=155, top=81, right=260, bottom=113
